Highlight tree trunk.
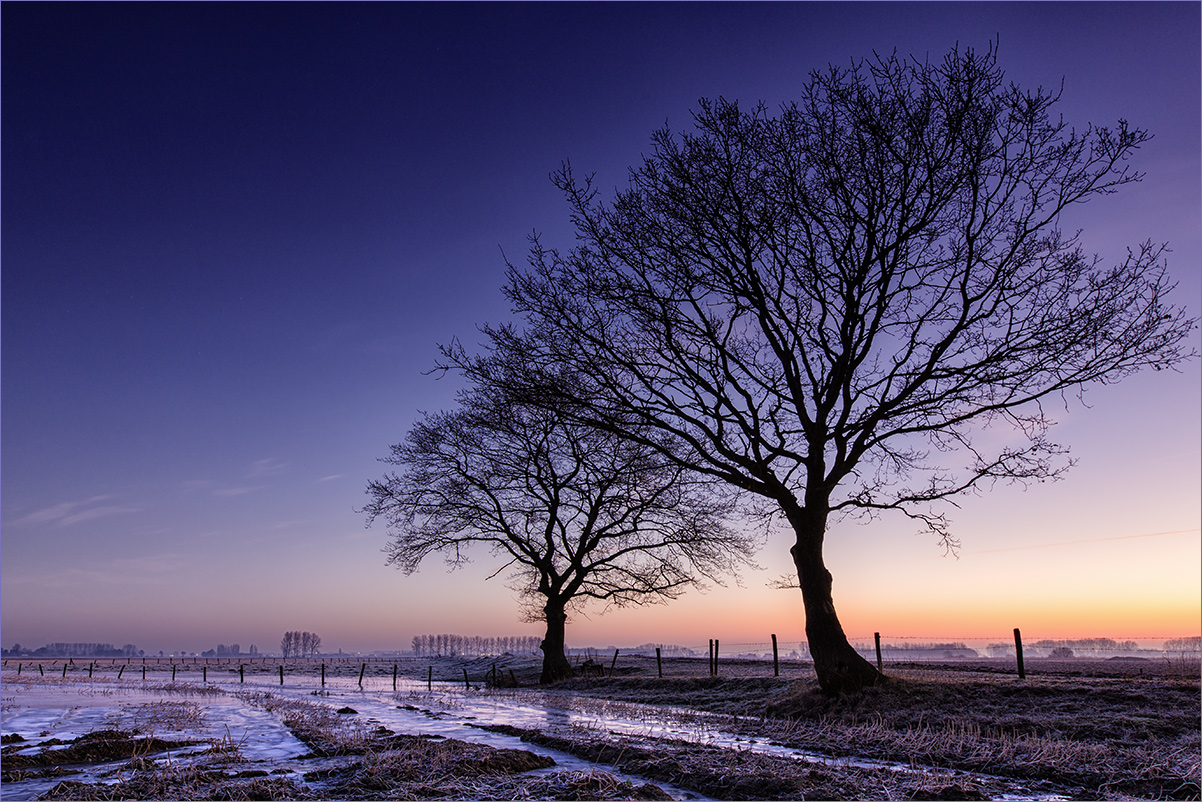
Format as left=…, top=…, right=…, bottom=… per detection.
left=788, top=505, right=882, bottom=695
left=539, top=600, right=574, bottom=684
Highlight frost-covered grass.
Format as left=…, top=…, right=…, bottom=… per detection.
left=4, top=658, right=1198, bottom=800
left=537, top=659, right=1201, bottom=800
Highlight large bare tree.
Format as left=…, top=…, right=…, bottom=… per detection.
left=363, top=365, right=755, bottom=683
left=453, top=46, right=1195, bottom=693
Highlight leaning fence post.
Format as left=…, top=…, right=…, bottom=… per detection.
left=62, top=663, right=68, bottom=678
left=117, top=664, right=124, bottom=680
left=609, top=649, right=619, bottom=677
left=359, top=663, right=366, bottom=688
left=655, top=647, right=663, bottom=678
left=874, top=633, right=883, bottom=674
left=771, top=634, right=779, bottom=677
left=39, top=663, right=44, bottom=677
left=89, top=663, right=94, bottom=678
left=462, top=668, right=470, bottom=689
left=1013, top=628, right=1026, bottom=679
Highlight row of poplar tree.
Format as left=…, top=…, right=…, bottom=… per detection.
left=280, top=631, right=322, bottom=658
left=410, top=634, right=541, bottom=657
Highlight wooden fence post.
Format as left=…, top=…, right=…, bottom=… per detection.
left=393, top=664, right=398, bottom=691
left=1013, top=628, right=1026, bottom=679
left=142, top=665, right=146, bottom=681
left=203, top=666, right=207, bottom=683
left=321, top=663, right=326, bottom=687
left=279, top=664, right=284, bottom=685
left=655, top=647, right=663, bottom=678
left=462, top=668, right=470, bottom=689
left=239, top=664, right=244, bottom=683
left=88, top=663, right=94, bottom=678
left=708, top=640, right=714, bottom=676
left=172, top=664, right=177, bottom=682
left=428, top=666, right=432, bottom=691
left=874, top=633, right=883, bottom=674
left=39, top=663, right=44, bottom=676
left=117, top=664, right=124, bottom=680
left=609, top=649, right=619, bottom=677
left=771, top=634, right=779, bottom=677
left=713, top=639, right=719, bottom=676
left=62, top=663, right=68, bottom=678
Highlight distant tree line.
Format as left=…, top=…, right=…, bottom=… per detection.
left=879, top=642, right=970, bottom=652
left=200, top=644, right=253, bottom=658
left=2, top=643, right=141, bottom=658
left=1164, top=636, right=1201, bottom=653
left=1030, top=638, right=1139, bottom=653
left=627, top=643, right=698, bottom=657
left=280, top=631, right=321, bottom=658
left=410, top=634, right=542, bottom=657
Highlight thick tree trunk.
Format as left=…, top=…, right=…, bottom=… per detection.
left=788, top=505, right=882, bottom=695
left=539, top=600, right=574, bottom=684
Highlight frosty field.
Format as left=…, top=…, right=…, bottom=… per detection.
left=1, top=654, right=1197, bottom=800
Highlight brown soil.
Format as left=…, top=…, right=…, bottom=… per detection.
left=1, top=729, right=199, bottom=773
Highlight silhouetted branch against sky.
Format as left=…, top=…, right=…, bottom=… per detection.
left=364, top=354, right=758, bottom=680
left=458, top=43, right=1196, bottom=691
left=494, top=45, right=1195, bottom=537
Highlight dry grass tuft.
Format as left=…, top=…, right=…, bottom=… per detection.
left=40, top=768, right=305, bottom=801
left=123, top=699, right=206, bottom=734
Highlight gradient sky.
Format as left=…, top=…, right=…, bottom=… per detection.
left=3, top=3, right=1199, bottom=657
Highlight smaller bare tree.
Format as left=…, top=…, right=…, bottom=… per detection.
left=280, top=630, right=321, bottom=657
left=364, top=361, right=757, bottom=683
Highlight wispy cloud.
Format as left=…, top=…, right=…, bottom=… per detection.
left=11, top=496, right=140, bottom=527
left=59, top=505, right=143, bottom=526
left=213, top=486, right=256, bottom=497
left=3, top=553, right=183, bottom=589
left=246, top=458, right=289, bottom=478
left=180, top=479, right=259, bottom=498
left=316, top=474, right=344, bottom=483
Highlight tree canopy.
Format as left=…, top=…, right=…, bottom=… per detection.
left=449, top=45, right=1195, bottom=692
left=364, top=367, right=756, bottom=682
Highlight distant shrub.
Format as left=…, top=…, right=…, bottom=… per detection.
left=1049, top=646, right=1074, bottom=659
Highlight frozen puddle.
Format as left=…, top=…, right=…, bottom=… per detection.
left=0, top=676, right=706, bottom=800
left=244, top=676, right=1069, bottom=800
left=1, top=673, right=1068, bottom=800
left=1, top=684, right=311, bottom=800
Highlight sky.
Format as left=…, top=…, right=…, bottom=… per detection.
left=3, top=2, right=1199, bottom=657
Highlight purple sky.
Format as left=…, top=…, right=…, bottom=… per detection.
left=3, top=3, right=1198, bottom=656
